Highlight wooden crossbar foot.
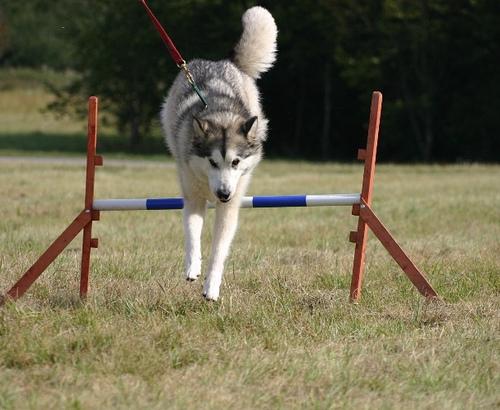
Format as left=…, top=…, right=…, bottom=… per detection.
left=359, top=201, right=438, bottom=298
left=1, top=211, right=92, bottom=304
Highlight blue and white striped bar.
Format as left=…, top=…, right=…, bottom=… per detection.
left=93, top=193, right=361, bottom=211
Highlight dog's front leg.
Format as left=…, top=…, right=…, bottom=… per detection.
left=183, top=197, right=207, bottom=281
left=203, top=201, right=240, bottom=300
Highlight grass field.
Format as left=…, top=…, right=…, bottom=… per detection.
left=0, top=69, right=499, bottom=408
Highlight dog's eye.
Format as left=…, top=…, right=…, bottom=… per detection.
left=231, top=159, right=240, bottom=168
left=209, top=159, right=218, bottom=169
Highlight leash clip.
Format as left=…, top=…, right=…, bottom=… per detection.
left=178, top=60, right=208, bottom=110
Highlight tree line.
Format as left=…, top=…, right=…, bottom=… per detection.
left=1, top=0, right=499, bottom=162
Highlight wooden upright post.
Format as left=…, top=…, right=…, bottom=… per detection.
left=349, top=92, right=382, bottom=301
left=80, top=96, right=101, bottom=298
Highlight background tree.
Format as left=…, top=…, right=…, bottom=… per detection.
left=0, top=0, right=74, bottom=68
left=0, top=0, right=498, bottom=161
left=0, top=8, right=7, bottom=64
left=46, top=0, right=245, bottom=146
left=331, top=0, right=500, bottom=161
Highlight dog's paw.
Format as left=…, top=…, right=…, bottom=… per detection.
left=186, top=272, right=200, bottom=282
left=186, top=273, right=200, bottom=282
left=185, top=265, right=201, bottom=282
left=202, top=282, right=220, bottom=301
left=202, top=291, right=219, bottom=301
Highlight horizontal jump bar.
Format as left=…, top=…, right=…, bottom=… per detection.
left=93, top=194, right=361, bottom=211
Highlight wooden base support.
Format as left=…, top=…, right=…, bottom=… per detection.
left=1, top=96, right=100, bottom=306
left=359, top=201, right=438, bottom=298
left=349, top=91, right=439, bottom=301
left=2, top=211, right=92, bottom=303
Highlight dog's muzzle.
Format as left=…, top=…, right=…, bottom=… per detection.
left=216, top=189, right=231, bottom=202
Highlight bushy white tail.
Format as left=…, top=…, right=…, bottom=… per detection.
left=232, top=7, right=278, bottom=79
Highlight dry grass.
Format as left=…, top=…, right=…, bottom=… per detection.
left=0, top=159, right=499, bottom=409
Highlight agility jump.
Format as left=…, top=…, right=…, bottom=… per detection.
left=0, top=91, right=439, bottom=305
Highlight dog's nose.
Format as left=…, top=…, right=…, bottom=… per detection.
left=216, top=189, right=231, bottom=202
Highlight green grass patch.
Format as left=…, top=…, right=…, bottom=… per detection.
left=0, top=160, right=499, bottom=409
left=0, top=131, right=166, bottom=157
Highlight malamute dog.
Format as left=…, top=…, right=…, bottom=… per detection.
left=161, top=7, right=277, bottom=300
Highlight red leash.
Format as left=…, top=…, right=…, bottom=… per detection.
left=138, top=0, right=208, bottom=108
left=138, top=0, right=184, bottom=66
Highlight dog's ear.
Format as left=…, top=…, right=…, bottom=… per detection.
left=241, top=116, right=258, bottom=140
left=193, top=116, right=211, bottom=138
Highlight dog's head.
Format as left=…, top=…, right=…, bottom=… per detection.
left=190, top=113, right=263, bottom=202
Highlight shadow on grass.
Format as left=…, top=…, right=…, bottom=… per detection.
left=0, top=131, right=167, bottom=156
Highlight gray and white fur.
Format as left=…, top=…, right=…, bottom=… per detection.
left=161, top=6, right=277, bottom=300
